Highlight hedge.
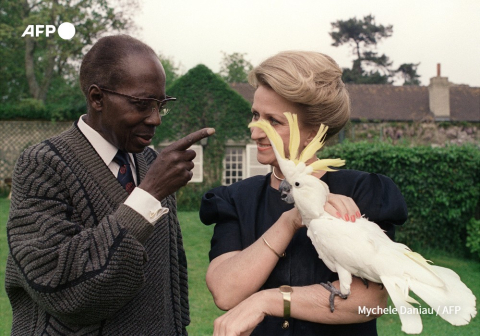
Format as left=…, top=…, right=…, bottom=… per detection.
left=176, top=142, right=480, bottom=256
left=0, top=98, right=85, bottom=121
left=318, top=141, right=480, bottom=256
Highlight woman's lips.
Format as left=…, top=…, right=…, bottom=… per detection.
left=257, top=143, right=272, bottom=151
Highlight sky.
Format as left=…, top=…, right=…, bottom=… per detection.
left=133, top=0, right=480, bottom=87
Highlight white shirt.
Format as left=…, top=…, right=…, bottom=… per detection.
left=78, top=115, right=168, bottom=224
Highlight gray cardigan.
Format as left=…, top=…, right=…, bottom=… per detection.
left=5, top=123, right=189, bottom=335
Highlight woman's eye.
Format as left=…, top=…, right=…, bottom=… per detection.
left=251, top=112, right=259, bottom=120
left=270, top=118, right=280, bottom=126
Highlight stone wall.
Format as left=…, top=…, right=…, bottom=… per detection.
left=345, top=122, right=479, bottom=146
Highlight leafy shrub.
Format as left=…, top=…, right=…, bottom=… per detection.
left=0, top=98, right=85, bottom=121
left=466, top=218, right=480, bottom=259
left=319, top=141, right=480, bottom=255
left=176, top=184, right=212, bottom=211
left=0, top=98, right=49, bottom=120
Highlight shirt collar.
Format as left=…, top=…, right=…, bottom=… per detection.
left=78, top=115, right=134, bottom=167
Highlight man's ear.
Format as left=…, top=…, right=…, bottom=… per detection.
left=88, top=85, right=104, bottom=112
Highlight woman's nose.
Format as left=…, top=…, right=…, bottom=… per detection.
left=250, top=126, right=266, bottom=140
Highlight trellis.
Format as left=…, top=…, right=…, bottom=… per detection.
left=0, top=121, right=72, bottom=182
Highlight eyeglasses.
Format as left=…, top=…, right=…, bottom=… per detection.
left=99, top=87, right=176, bottom=116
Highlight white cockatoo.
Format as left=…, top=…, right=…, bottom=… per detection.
left=248, top=113, right=476, bottom=334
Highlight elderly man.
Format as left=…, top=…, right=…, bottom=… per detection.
left=5, top=35, right=213, bottom=335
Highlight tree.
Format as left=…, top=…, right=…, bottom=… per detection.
left=158, top=53, right=182, bottom=89
left=219, top=51, right=253, bottom=83
left=396, top=63, right=421, bottom=86
left=330, top=15, right=397, bottom=84
left=0, top=0, right=137, bottom=105
left=0, top=1, right=28, bottom=102
left=330, top=15, right=393, bottom=62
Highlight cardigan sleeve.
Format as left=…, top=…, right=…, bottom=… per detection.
left=7, top=143, right=156, bottom=325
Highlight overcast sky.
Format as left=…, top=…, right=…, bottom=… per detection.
left=133, top=0, right=480, bottom=87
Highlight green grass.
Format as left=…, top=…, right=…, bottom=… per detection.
left=0, top=199, right=11, bottom=336
left=180, top=212, right=223, bottom=335
left=1, top=199, right=479, bottom=335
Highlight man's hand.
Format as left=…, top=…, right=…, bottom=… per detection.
left=139, top=128, right=215, bottom=200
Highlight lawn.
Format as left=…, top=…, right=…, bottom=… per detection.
left=1, top=198, right=479, bottom=335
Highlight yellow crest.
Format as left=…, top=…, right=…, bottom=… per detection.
left=248, top=112, right=345, bottom=173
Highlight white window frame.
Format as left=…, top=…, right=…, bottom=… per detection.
left=189, top=144, right=203, bottom=183
left=222, top=147, right=245, bottom=186
left=245, top=144, right=271, bottom=178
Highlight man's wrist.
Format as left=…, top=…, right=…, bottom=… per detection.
left=124, top=187, right=169, bottom=224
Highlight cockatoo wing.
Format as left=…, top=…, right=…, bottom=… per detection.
left=408, top=265, right=477, bottom=326
left=380, top=275, right=423, bottom=334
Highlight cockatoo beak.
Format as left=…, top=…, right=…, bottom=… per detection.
left=279, top=179, right=295, bottom=204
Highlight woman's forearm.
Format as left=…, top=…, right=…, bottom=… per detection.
left=263, top=277, right=388, bottom=324
left=212, top=277, right=388, bottom=335
left=206, top=212, right=298, bottom=310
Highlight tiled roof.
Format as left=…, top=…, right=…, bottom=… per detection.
left=346, top=84, right=431, bottom=121
left=450, top=86, right=480, bottom=121
left=230, top=83, right=480, bottom=122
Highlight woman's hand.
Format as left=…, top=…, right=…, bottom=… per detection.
left=213, top=291, right=267, bottom=336
left=281, top=207, right=303, bottom=231
left=325, top=193, right=361, bottom=222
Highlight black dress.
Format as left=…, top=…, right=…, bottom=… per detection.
left=200, top=170, right=408, bottom=336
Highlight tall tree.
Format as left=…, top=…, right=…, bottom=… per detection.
left=396, top=63, right=421, bottom=86
left=219, top=51, right=253, bottom=83
left=0, top=0, right=137, bottom=103
left=0, top=0, right=28, bottom=102
left=330, top=15, right=395, bottom=84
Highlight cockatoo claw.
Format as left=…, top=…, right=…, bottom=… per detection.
left=320, top=281, right=349, bottom=313
left=360, top=277, right=369, bottom=288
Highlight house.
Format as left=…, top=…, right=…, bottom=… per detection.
left=230, top=66, right=480, bottom=123
left=210, top=67, right=479, bottom=186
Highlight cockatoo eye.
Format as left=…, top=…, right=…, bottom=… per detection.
left=295, top=182, right=300, bottom=187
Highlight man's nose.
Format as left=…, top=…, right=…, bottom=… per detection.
left=145, top=106, right=161, bottom=126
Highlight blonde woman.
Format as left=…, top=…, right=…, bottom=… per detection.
left=200, top=51, right=407, bottom=335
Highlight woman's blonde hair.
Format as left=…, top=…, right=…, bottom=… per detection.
left=248, top=51, right=350, bottom=139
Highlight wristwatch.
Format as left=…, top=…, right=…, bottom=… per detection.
left=279, top=285, right=293, bottom=329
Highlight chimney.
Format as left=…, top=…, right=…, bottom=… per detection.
left=428, top=63, right=450, bottom=120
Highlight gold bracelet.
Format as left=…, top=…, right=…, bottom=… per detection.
left=279, top=285, right=293, bottom=329
left=262, top=237, right=285, bottom=258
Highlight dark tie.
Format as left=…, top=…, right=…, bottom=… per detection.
left=113, top=150, right=135, bottom=194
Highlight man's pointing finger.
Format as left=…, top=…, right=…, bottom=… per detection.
left=171, top=128, right=215, bottom=151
